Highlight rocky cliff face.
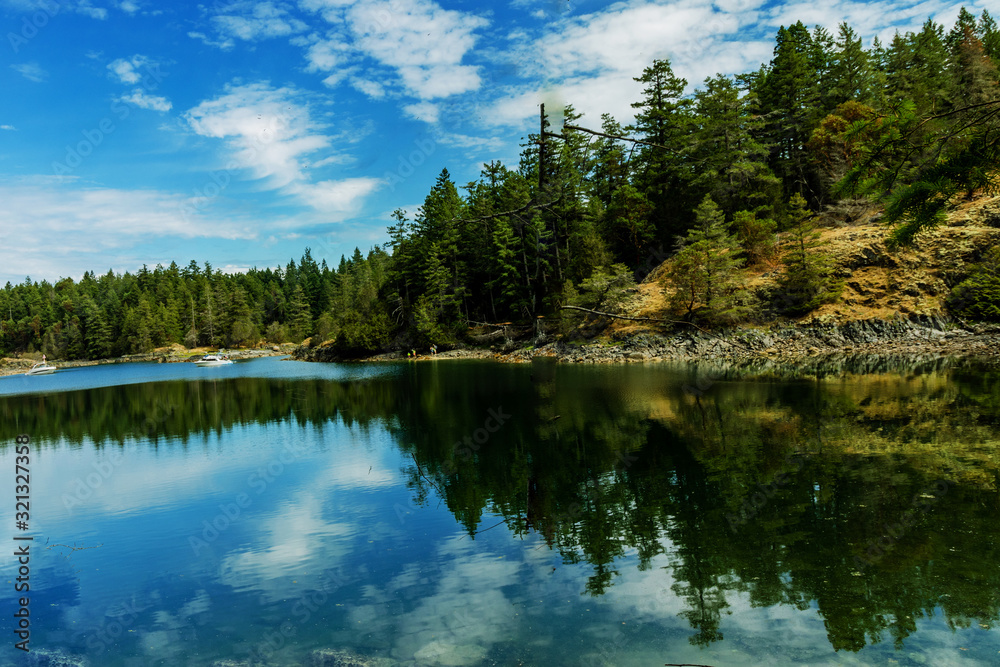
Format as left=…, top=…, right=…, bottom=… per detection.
left=493, top=315, right=1000, bottom=364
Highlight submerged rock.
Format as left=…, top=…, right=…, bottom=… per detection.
left=22, top=649, right=88, bottom=667
left=412, top=640, right=487, bottom=666
left=310, top=648, right=395, bottom=667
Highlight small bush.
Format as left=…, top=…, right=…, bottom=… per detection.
left=947, top=246, right=1000, bottom=321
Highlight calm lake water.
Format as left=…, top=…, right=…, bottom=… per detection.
left=1, top=356, right=999, bottom=666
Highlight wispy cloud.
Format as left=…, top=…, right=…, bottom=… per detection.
left=10, top=62, right=47, bottom=82
left=187, top=30, right=235, bottom=50
left=184, top=82, right=331, bottom=188
left=76, top=0, right=107, bottom=19
left=210, top=0, right=308, bottom=43
left=298, top=0, right=489, bottom=100
left=0, top=125, right=16, bottom=131
left=184, top=81, right=381, bottom=215
left=107, top=55, right=172, bottom=111
left=302, top=35, right=350, bottom=72
left=189, top=0, right=489, bottom=124
left=403, top=101, right=439, bottom=124
left=117, top=88, right=172, bottom=112
left=345, top=0, right=488, bottom=99
left=107, top=54, right=153, bottom=84
left=0, top=176, right=256, bottom=282
left=485, top=0, right=975, bottom=128
left=350, top=77, right=386, bottom=99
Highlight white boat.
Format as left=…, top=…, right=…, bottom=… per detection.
left=25, top=362, right=57, bottom=375
left=194, top=354, right=233, bottom=367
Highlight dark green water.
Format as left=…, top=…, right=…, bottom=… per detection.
left=1, top=356, right=999, bottom=665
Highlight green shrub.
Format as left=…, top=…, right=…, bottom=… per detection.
left=947, top=246, right=1000, bottom=321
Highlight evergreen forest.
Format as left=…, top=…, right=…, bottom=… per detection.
left=3, top=8, right=1000, bottom=359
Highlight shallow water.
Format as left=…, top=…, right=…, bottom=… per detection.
left=1, top=356, right=999, bottom=666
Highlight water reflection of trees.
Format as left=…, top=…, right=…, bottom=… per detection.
left=399, top=359, right=1000, bottom=652
left=3, top=359, right=1000, bottom=651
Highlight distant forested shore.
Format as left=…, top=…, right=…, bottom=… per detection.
left=3, top=8, right=1000, bottom=361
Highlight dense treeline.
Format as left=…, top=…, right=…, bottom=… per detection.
left=3, top=9, right=999, bottom=359
left=0, top=249, right=389, bottom=359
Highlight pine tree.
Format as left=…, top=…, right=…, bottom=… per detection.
left=950, top=22, right=1000, bottom=106
left=415, top=169, right=465, bottom=298
left=776, top=194, right=842, bottom=314
left=692, top=74, right=781, bottom=218
left=757, top=22, right=822, bottom=199
left=911, top=20, right=952, bottom=114
left=385, top=208, right=416, bottom=323
left=979, top=10, right=1000, bottom=62
left=490, top=216, right=529, bottom=319
left=733, top=210, right=778, bottom=266
left=588, top=114, right=631, bottom=208
left=225, top=287, right=257, bottom=347
left=287, top=284, right=313, bottom=343
left=630, top=58, right=694, bottom=244
left=829, top=22, right=872, bottom=105
left=811, top=25, right=837, bottom=112
left=946, top=7, right=979, bottom=56
left=600, top=184, right=655, bottom=267
left=664, top=195, right=748, bottom=324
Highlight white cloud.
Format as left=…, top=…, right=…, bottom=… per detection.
left=185, top=81, right=379, bottom=216
left=320, top=68, right=354, bottom=88
left=300, top=0, right=489, bottom=100
left=75, top=0, right=107, bottom=19
left=290, top=177, right=383, bottom=212
left=10, top=62, right=46, bottom=82
left=350, top=77, right=386, bottom=99
left=0, top=125, right=15, bottom=131
left=303, top=36, right=349, bottom=71
left=350, top=0, right=487, bottom=99
left=763, top=0, right=964, bottom=40
left=107, top=54, right=152, bottom=84
left=485, top=0, right=776, bottom=127
left=0, top=176, right=256, bottom=282
left=185, top=82, right=331, bottom=187
left=187, top=30, right=235, bottom=50
left=118, top=88, right=172, bottom=111
left=210, top=0, right=308, bottom=42
left=403, top=101, right=439, bottom=124
left=118, top=0, right=139, bottom=14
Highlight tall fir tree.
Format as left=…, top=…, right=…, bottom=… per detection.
left=630, top=58, right=695, bottom=244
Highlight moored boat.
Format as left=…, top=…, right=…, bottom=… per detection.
left=194, top=354, right=233, bottom=367
left=25, top=362, right=57, bottom=375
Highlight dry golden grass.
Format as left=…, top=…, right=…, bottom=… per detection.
left=609, top=195, right=1000, bottom=332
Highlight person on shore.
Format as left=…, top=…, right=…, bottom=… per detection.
left=430, top=344, right=437, bottom=355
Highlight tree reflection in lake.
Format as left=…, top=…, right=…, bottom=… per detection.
left=4, top=356, right=1000, bottom=653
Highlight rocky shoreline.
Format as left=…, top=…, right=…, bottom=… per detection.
left=293, top=314, right=1000, bottom=368
left=6, top=315, right=997, bottom=380
left=0, top=346, right=296, bottom=379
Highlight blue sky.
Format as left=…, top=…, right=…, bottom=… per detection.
left=0, top=0, right=985, bottom=284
